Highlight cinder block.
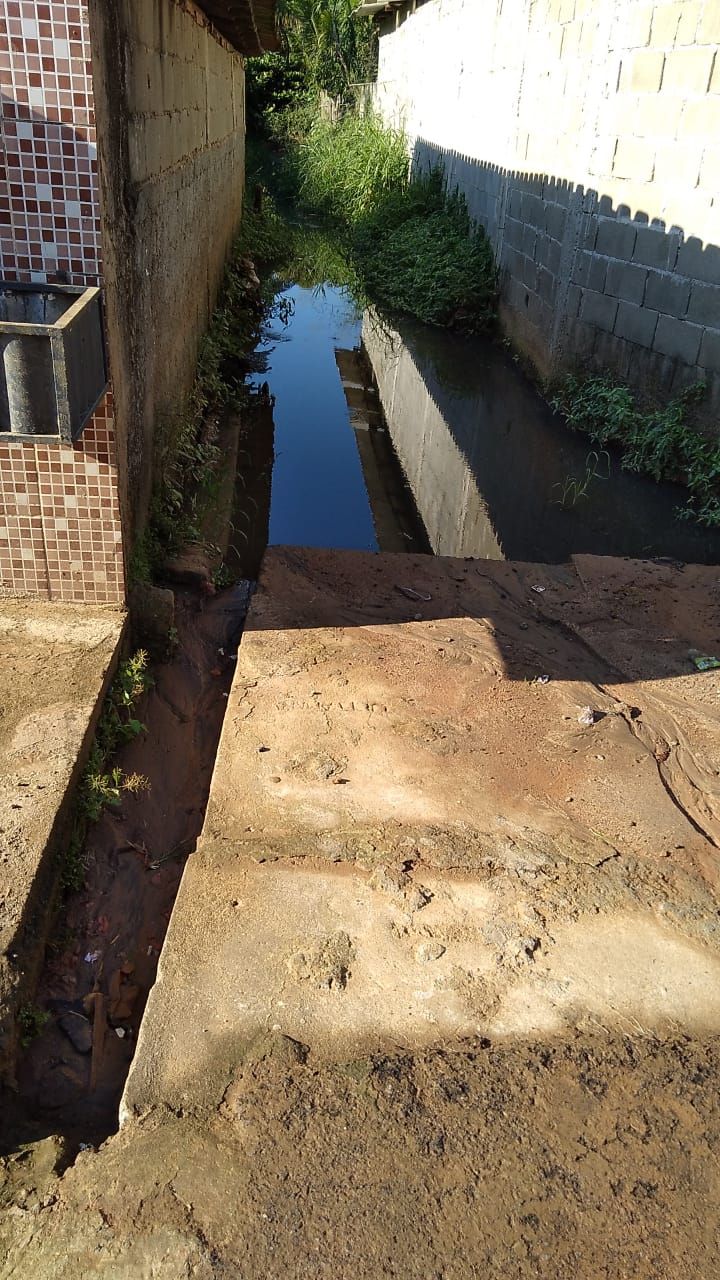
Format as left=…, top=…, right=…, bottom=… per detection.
left=686, top=282, right=720, bottom=327
left=521, top=191, right=545, bottom=227
left=537, top=265, right=557, bottom=304
left=606, top=260, right=649, bottom=304
left=520, top=254, right=539, bottom=292
left=614, top=299, right=659, bottom=346
left=503, top=216, right=525, bottom=250
left=653, top=313, right=703, bottom=363
left=700, top=148, right=720, bottom=192
left=544, top=203, right=567, bottom=240
left=545, top=238, right=562, bottom=276
left=653, top=142, right=702, bottom=188
left=632, top=94, right=684, bottom=138
left=632, top=225, right=675, bottom=270
left=580, top=288, right=619, bottom=332
left=522, top=223, right=537, bottom=257
left=507, top=189, right=523, bottom=219
left=649, top=4, right=681, bottom=47
left=679, top=97, right=720, bottom=140
left=571, top=251, right=608, bottom=292
left=623, top=2, right=654, bottom=48
left=629, top=49, right=666, bottom=92
left=645, top=270, right=691, bottom=317
left=676, top=237, right=720, bottom=285
left=613, top=136, right=655, bottom=182
left=595, top=217, right=638, bottom=259
left=699, top=4, right=720, bottom=42
left=676, top=1, right=702, bottom=43
left=699, top=328, right=720, bottom=372
left=661, top=46, right=712, bottom=92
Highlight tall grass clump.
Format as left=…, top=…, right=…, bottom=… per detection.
left=298, top=113, right=409, bottom=224
left=291, top=114, right=497, bottom=332
left=551, top=375, right=720, bottom=526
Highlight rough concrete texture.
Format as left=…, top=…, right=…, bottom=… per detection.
left=0, top=602, right=125, bottom=1081
left=88, top=0, right=246, bottom=545
left=6, top=547, right=720, bottom=1277
left=373, top=0, right=720, bottom=414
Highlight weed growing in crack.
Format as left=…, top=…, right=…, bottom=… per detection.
left=17, top=1003, right=49, bottom=1047
left=61, top=651, right=151, bottom=891
left=553, top=450, right=610, bottom=508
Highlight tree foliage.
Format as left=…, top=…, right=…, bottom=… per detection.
left=246, top=0, right=376, bottom=125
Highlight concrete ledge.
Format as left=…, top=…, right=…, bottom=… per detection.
left=124, top=548, right=720, bottom=1122
left=0, top=602, right=125, bottom=1083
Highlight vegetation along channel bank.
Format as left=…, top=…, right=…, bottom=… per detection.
left=1, top=0, right=720, bottom=1275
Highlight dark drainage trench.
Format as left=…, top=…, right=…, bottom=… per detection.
left=6, top=262, right=720, bottom=1157
left=2, top=585, right=250, bottom=1152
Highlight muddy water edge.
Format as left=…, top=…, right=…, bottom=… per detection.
left=0, top=583, right=250, bottom=1155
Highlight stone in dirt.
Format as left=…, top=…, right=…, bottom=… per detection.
left=58, top=1014, right=92, bottom=1055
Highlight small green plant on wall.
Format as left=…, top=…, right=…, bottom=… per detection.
left=551, top=375, right=720, bottom=527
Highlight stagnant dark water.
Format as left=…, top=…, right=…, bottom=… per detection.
left=254, top=282, right=720, bottom=565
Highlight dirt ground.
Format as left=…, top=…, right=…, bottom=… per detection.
left=2, top=549, right=720, bottom=1277
left=3, top=1030, right=720, bottom=1277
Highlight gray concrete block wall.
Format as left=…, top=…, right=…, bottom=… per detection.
left=88, top=0, right=246, bottom=545
left=374, top=0, right=720, bottom=422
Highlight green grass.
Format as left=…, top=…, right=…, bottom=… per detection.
left=255, top=112, right=498, bottom=334
left=298, top=112, right=409, bottom=225
left=551, top=375, right=720, bottom=526
left=61, top=650, right=152, bottom=891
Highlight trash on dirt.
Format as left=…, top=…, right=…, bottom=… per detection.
left=109, top=962, right=140, bottom=1022
left=578, top=706, right=598, bottom=726
left=115, top=1027, right=126, bottom=1039
left=396, top=585, right=432, bottom=602
left=83, top=951, right=102, bottom=964
left=210, top=667, right=222, bottom=677
left=534, top=674, right=550, bottom=684
left=530, top=585, right=546, bottom=594
left=78, top=1144, right=93, bottom=1153
left=690, top=654, right=720, bottom=671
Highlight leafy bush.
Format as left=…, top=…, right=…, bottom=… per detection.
left=290, top=116, right=497, bottom=332
left=355, top=176, right=497, bottom=331
left=551, top=375, right=720, bottom=526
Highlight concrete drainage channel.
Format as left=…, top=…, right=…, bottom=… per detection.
left=1, top=580, right=252, bottom=1153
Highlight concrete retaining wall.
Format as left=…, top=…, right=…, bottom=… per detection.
left=373, top=0, right=720, bottom=415
left=88, top=0, right=246, bottom=546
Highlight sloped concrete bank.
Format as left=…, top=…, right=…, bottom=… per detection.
left=0, top=603, right=125, bottom=1086
left=4, top=546, right=720, bottom=1277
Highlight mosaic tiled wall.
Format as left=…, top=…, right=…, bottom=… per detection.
left=0, top=0, right=125, bottom=603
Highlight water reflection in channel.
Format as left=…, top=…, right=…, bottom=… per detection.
left=253, top=282, right=720, bottom=566
left=361, top=310, right=720, bottom=565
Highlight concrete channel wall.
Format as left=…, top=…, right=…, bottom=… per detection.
left=88, top=0, right=247, bottom=546
left=373, top=0, right=720, bottom=416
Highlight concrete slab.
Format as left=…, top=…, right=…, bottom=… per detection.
left=0, top=600, right=125, bottom=1080
left=123, top=548, right=720, bottom=1120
